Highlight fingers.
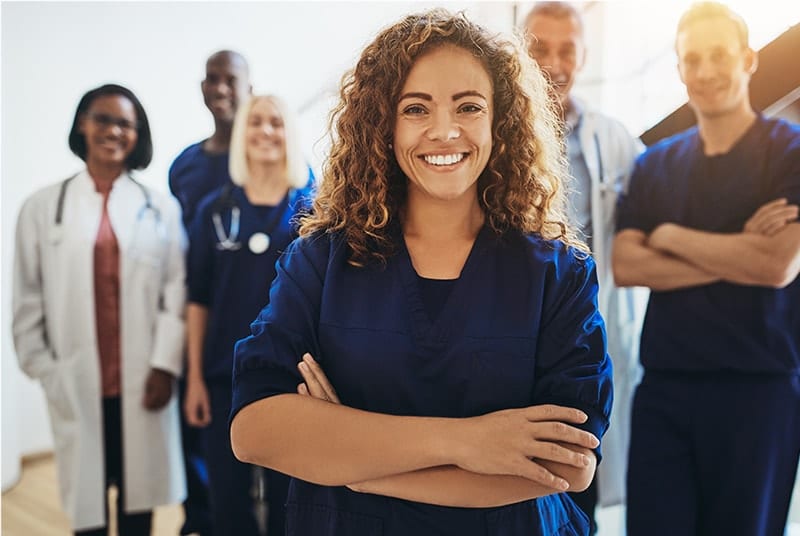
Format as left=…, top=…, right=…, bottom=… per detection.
left=523, top=435, right=594, bottom=468
left=522, top=404, right=588, bottom=425
left=297, top=353, right=340, bottom=404
left=303, top=353, right=341, bottom=403
left=185, top=404, right=206, bottom=427
left=512, top=457, right=570, bottom=491
left=761, top=206, right=799, bottom=235
left=184, top=397, right=211, bottom=427
left=745, top=198, right=798, bottom=236
left=529, top=420, right=600, bottom=450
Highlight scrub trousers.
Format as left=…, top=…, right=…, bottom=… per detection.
left=178, top=377, right=212, bottom=536
left=75, top=397, right=152, bottom=536
left=626, top=371, right=800, bottom=536
left=206, top=380, right=290, bottom=536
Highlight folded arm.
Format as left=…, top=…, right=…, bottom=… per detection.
left=284, top=354, right=596, bottom=507
left=348, top=452, right=594, bottom=508
left=648, top=222, right=800, bottom=288
left=612, top=228, right=719, bottom=291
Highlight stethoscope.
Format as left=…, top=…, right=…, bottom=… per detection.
left=211, top=183, right=290, bottom=255
left=51, top=172, right=161, bottom=245
left=55, top=172, right=160, bottom=225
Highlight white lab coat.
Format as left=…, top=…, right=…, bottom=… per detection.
left=574, top=102, right=648, bottom=507
left=12, top=170, right=187, bottom=531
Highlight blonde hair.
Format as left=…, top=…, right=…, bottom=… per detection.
left=300, top=9, right=582, bottom=266
left=229, top=94, right=308, bottom=189
left=677, top=2, right=750, bottom=49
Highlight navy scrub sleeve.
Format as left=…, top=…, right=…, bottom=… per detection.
left=533, top=251, right=612, bottom=451
left=231, top=235, right=328, bottom=414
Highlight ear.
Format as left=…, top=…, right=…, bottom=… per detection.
left=576, top=43, right=587, bottom=73
left=744, top=48, right=758, bottom=75
left=677, top=61, right=686, bottom=85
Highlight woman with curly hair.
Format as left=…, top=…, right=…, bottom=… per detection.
left=230, top=9, right=611, bottom=535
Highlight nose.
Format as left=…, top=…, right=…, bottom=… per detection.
left=212, top=81, right=231, bottom=96
left=426, top=109, right=460, bottom=142
left=104, top=122, right=124, bottom=137
left=694, top=58, right=715, bottom=80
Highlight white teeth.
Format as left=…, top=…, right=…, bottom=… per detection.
left=423, top=153, right=464, bottom=166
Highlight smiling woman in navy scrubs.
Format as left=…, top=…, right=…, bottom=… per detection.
left=230, top=10, right=612, bottom=536
left=184, top=94, right=311, bottom=536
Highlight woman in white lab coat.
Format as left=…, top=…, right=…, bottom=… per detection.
left=12, top=84, right=187, bottom=535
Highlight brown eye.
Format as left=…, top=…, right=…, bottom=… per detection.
left=402, top=104, right=427, bottom=115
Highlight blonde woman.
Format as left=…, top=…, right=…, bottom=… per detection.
left=183, top=94, right=311, bottom=535
left=230, top=10, right=611, bottom=535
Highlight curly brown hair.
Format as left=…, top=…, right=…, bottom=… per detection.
left=300, top=8, right=584, bottom=266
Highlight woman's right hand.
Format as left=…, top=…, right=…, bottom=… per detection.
left=184, top=375, right=211, bottom=427
left=449, top=405, right=599, bottom=490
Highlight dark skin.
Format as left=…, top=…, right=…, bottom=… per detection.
left=200, top=50, right=252, bottom=154
left=143, top=369, right=174, bottom=411
left=81, top=94, right=175, bottom=411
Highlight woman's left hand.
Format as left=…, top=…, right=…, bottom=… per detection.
left=296, top=353, right=340, bottom=404
left=143, top=368, right=174, bottom=411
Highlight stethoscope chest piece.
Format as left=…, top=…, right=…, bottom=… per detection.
left=248, top=232, right=270, bottom=254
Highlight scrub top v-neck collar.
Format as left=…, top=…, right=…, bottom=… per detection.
left=396, top=224, right=492, bottom=347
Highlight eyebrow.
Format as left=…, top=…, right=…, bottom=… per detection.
left=398, top=90, right=488, bottom=102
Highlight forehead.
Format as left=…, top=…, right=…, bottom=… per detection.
left=401, top=45, right=492, bottom=94
left=250, top=98, right=281, bottom=117
left=526, top=14, right=582, bottom=45
left=88, top=94, right=136, bottom=117
left=206, top=54, right=247, bottom=76
left=677, top=17, right=742, bottom=55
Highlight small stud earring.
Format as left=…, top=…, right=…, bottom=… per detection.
left=388, top=142, right=393, bottom=149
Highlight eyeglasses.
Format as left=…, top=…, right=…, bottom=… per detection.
left=86, top=112, right=139, bottom=131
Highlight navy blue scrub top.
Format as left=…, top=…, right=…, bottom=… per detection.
left=188, top=185, right=312, bottom=381
left=169, top=142, right=232, bottom=229
left=616, top=115, right=800, bottom=374
left=232, top=226, right=612, bottom=535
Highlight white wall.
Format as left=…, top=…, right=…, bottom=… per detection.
left=0, top=0, right=515, bottom=491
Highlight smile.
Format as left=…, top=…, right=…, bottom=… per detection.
left=422, top=153, right=465, bottom=166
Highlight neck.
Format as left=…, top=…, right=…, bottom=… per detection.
left=243, top=163, right=289, bottom=205
left=403, top=189, right=484, bottom=243
left=86, top=160, right=124, bottom=185
left=697, top=103, right=757, bottom=156
left=204, top=121, right=233, bottom=154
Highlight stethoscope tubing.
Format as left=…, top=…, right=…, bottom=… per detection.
left=54, top=172, right=159, bottom=225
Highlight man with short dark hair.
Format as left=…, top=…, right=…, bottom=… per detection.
left=170, top=50, right=252, bottom=228
left=169, top=49, right=252, bottom=536
left=614, top=3, right=800, bottom=534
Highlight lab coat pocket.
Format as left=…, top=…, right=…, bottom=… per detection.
left=40, top=361, right=77, bottom=423
left=285, top=503, right=383, bottom=536
left=463, top=351, right=535, bottom=416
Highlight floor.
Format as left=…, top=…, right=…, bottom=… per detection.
left=1, top=454, right=183, bottom=536
left=3, top=454, right=799, bottom=535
